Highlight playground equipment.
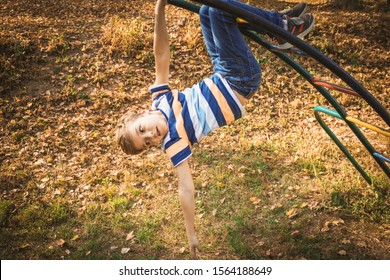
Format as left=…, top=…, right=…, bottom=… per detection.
left=167, top=0, right=390, bottom=184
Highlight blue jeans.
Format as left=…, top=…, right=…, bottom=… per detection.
left=199, top=0, right=283, bottom=98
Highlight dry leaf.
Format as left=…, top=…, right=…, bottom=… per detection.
left=19, top=243, right=30, bottom=249
left=121, top=248, right=130, bottom=254
left=256, top=241, right=265, bottom=247
left=341, top=238, right=351, bottom=244
left=299, top=202, right=308, bottom=208
left=357, top=241, right=367, bottom=248
left=321, top=222, right=331, bottom=232
left=291, top=230, right=300, bottom=236
left=56, top=239, right=66, bottom=247
left=126, top=231, right=135, bottom=241
left=179, top=247, right=186, bottom=254
left=332, top=219, right=345, bottom=226
left=250, top=197, right=261, bottom=204
left=71, top=235, right=79, bottom=241
left=285, top=208, right=298, bottom=219
left=338, top=250, right=347, bottom=256
left=41, top=177, right=50, bottom=183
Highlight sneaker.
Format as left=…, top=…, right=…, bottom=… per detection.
left=279, top=3, right=307, bottom=18
left=277, top=13, right=315, bottom=49
left=238, top=2, right=306, bottom=31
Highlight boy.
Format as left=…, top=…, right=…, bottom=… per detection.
left=116, top=0, right=314, bottom=258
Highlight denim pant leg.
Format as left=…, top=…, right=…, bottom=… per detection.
left=199, top=5, right=218, bottom=67
left=199, top=0, right=284, bottom=98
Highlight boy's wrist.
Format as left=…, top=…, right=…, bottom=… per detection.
left=155, top=3, right=166, bottom=14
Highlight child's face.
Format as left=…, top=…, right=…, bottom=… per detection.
left=127, top=110, right=168, bottom=151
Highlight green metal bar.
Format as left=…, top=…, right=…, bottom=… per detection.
left=241, top=29, right=390, bottom=179
left=314, top=106, right=372, bottom=184
left=374, top=153, right=390, bottom=164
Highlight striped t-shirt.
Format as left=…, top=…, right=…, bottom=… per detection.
left=150, top=73, right=246, bottom=167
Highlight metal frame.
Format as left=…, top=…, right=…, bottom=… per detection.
left=167, top=0, right=390, bottom=184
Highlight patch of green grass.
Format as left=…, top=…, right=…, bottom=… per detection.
left=193, top=149, right=214, bottom=165
left=331, top=184, right=390, bottom=222
left=9, top=200, right=73, bottom=244
left=0, top=200, right=11, bottom=226
left=84, top=222, right=105, bottom=238
left=47, top=33, right=70, bottom=55
left=136, top=229, right=154, bottom=245
left=111, top=196, right=131, bottom=212
left=71, top=240, right=106, bottom=260
left=297, top=158, right=327, bottom=177
left=49, top=201, right=72, bottom=224
left=290, top=232, right=334, bottom=260
left=227, top=214, right=260, bottom=259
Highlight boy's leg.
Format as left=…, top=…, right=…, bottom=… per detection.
left=199, top=5, right=218, bottom=67
left=205, top=0, right=285, bottom=97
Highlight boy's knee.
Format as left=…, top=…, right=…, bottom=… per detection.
left=208, top=6, right=234, bottom=22
left=199, top=5, right=209, bottom=18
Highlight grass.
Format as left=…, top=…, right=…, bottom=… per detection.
left=101, top=15, right=153, bottom=57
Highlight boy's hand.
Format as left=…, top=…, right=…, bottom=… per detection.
left=188, top=234, right=202, bottom=259
left=155, top=0, right=167, bottom=14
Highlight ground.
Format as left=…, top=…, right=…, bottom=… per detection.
left=0, top=0, right=389, bottom=260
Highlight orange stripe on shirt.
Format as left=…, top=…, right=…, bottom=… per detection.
left=165, top=138, right=189, bottom=159
left=204, top=78, right=235, bottom=124
left=172, top=90, right=190, bottom=145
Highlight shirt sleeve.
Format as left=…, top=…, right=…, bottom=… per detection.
left=149, top=84, right=170, bottom=99
left=150, top=84, right=171, bottom=110
left=164, top=138, right=192, bottom=167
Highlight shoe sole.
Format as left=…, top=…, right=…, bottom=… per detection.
left=297, top=5, right=307, bottom=17
left=277, top=16, right=315, bottom=50
left=280, top=3, right=307, bottom=18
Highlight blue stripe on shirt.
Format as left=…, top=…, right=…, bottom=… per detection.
left=211, top=75, right=242, bottom=120
left=199, top=82, right=226, bottom=127
left=178, top=92, right=197, bottom=145
left=171, top=146, right=192, bottom=167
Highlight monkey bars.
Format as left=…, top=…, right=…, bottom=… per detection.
left=167, top=0, right=390, bottom=184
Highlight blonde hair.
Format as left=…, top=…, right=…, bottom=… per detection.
left=116, top=110, right=143, bottom=155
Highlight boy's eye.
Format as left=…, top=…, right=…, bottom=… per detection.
left=139, top=125, right=144, bottom=133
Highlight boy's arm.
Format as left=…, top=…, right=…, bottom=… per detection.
left=153, top=0, right=170, bottom=85
left=175, top=160, right=201, bottom=258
